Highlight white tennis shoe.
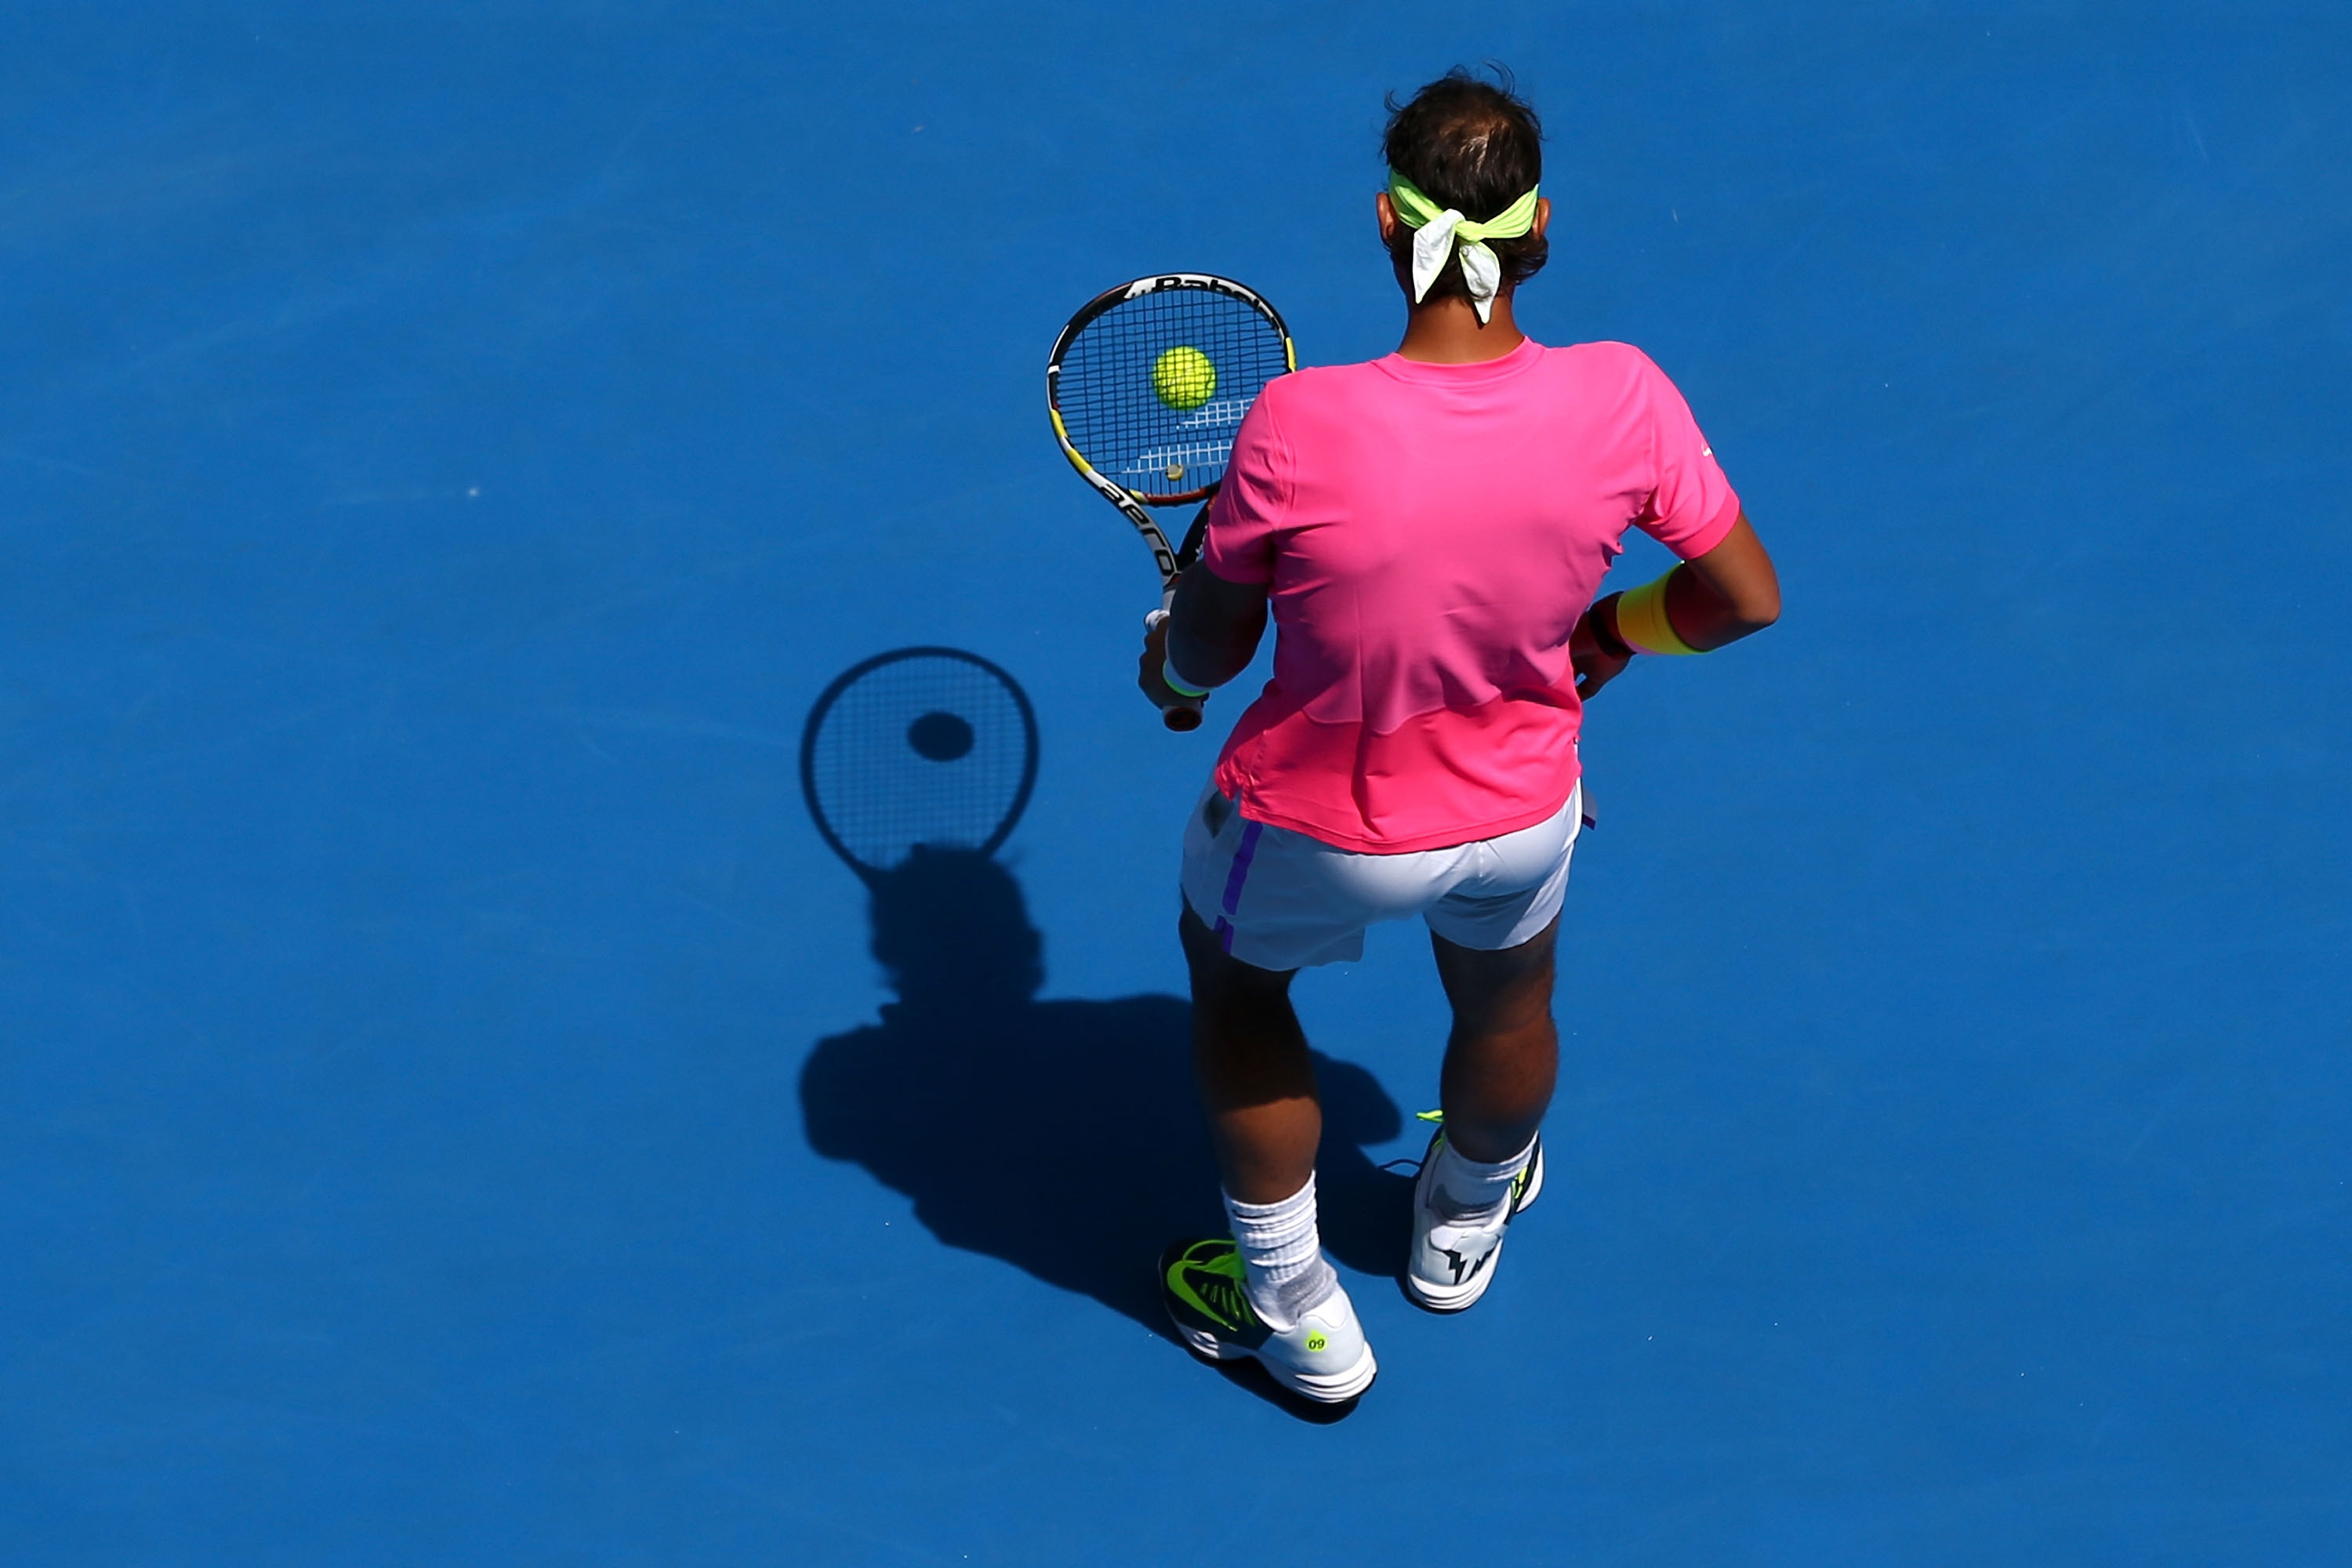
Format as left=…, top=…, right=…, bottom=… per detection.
left=1160, top=1238, right=1378, bottom=1404
left=1403, top=1120, right=1544, bottom=1313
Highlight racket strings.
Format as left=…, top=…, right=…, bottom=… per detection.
left=1054, top=289, right=1290, bottom=503
left=804, top=654, right=1036, bottom=877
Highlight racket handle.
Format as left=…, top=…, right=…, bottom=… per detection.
left=1145, top=608, right=1207, bottom=732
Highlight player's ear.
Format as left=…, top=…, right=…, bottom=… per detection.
left=1532, top=195, right=1550, bottom=241
left=1375, top=191, right=1398, bottom=245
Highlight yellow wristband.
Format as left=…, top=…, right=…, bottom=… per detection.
left=1613, top=570, right=1701, bottom=655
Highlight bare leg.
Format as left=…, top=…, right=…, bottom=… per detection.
left=1430, top=916, right=1559, bottom=1162
left=1180, top=904, right=1318, bottom=1204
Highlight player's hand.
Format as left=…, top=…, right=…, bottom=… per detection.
left=1571, top=601, right=1633, bottom=700
left=1138, top=611, right=1199, bottom=715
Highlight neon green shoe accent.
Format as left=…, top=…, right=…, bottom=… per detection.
left=1305, top=1330, right=1328, bottom=1352
left=1417, top=1110, right=1448, bottom=1165
left=1164, top=1240, right=1257, bottom=1332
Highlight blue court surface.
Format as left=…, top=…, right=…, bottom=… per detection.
left=5, top=4, right=2348, bottom=1563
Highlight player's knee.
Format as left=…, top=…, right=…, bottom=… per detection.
left=1178, top=902, right=1293, bottom=999
left=1435, top=924, right=1555, bottom=1012
left=1446, top=964, right=1557, bottom=1040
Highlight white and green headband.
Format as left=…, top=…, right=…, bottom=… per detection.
left=1387, top=169, right=1541, bottom=323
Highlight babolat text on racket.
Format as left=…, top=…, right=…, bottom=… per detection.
left=1047, top=274, right=1294, bottom=731
left=800, top=647, right=1040, bottom=883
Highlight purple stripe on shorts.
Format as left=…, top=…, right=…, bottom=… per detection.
left=1220, top=819, right=1265, bottom=918
left=1213, top=916, right=1234, bottom=954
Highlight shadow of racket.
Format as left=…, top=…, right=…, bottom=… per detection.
left=799, top=647, right=1040, bottom=883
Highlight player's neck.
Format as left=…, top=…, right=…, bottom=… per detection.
left=1396, top=292, right=1526, bottom=364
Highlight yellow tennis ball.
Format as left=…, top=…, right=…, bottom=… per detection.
left=1152, top=346, right=1217, bottom=412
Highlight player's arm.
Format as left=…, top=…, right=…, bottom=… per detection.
left=1573, top=513, right=1779, bottom=698
left=1138, top=562, right=1269, bottom=712
left=1654, top=512, right=1780, bottom=647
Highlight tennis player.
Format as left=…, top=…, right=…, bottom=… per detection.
left=1142, top=70, right=1782, bottom=1403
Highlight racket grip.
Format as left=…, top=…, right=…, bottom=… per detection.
left=1145, top=608, right=1206, bottom=731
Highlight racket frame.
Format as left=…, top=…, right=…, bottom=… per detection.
left=1045, top=274, right=1295, bottom=728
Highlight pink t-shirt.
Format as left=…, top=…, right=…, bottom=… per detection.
left=1203, top=336, right=1740, bottom=853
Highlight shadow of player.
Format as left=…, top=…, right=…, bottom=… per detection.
left=799, top=847, right=1411, bottom=1406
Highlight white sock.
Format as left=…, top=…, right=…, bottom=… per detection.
left=1429, top=1132, right=1537, bottom=1224
left=1223, top=1174, right=1338, bottom=1330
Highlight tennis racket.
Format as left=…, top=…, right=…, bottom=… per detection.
left=1047, top=274, right=1294, bottom=731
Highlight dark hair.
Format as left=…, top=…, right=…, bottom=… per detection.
left=1381, top=67, right=1547, bottom=302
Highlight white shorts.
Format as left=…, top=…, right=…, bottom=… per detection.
left=1178, top=779, right=1583, bottom=971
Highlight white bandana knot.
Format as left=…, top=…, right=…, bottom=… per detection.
left=1387, top=169, right=1541, bottom=324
